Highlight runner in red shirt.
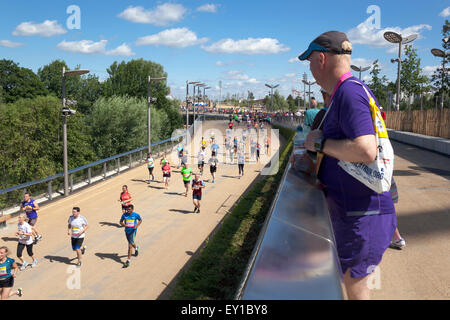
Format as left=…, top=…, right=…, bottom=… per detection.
left=118, top=185, right=133, bottom=214
left=192, top=174, right=206, bottom=214
left=162, top=162, right=171, bottom=189
left=229, top=121, right=234, bottom=129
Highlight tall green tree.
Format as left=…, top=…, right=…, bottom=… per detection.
left=430, top=21, right=449, bottom=107
left=400, top=45, right=429, bottom=108
left=368, top=60, right=389, bottom=107
left=0, top=59, right=47, bottom=103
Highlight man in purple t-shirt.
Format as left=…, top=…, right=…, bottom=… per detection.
left=299, top=31, right=396, bottom=300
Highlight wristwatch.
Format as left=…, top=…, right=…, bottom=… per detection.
left=314, top=137, right=326, bottom=153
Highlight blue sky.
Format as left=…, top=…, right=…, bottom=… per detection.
left=1, top=0, right=449, bottom=102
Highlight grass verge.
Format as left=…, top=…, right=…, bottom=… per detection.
left=169, top=125, right=295, bottom=300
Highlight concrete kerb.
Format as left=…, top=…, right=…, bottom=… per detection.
left=387, top=129, right=450, bottom=156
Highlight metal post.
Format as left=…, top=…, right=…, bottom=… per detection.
left=129, top=154, right=132, bottom=168
left=117, top=158, right=120, bottom=174
left=395, top=42, right=402, bottom=111
left=88, top=167, right=91, bottom=185
left=140, top=150, right=143, bottom=163
left=186, top=80, right=189, bottom=139
left=62, top=67, right=69, bottom=197
left=103, top=163, right=107, bottom=179
left=70, top=174, right=73, bottom=193
left=148, top=76, right=152, bottom=153
left=441, top=58, right=445, bottom=110
left=48, top=181, right=53, bottom=201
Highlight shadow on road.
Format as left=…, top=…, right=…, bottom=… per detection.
left=165, top=192, right=182, bottom=196
left=169, top=209, right=193, bottom=215
left=1, top=237, right=18, bottom=242
left=95, top=252, right=128, bottom=265
left=99, top=222, right=122, bottom=228
left=44, top=255, right=76, bottom=265
left=148, top=186, right=166, bottom=190
left=393, top=170, right=420, bottom=177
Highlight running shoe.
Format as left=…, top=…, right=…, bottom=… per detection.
left=17, top=288, right=23, bottom=297
left=212, top=180, right=215, bottom=183
left=81, top=245, right=87, bottom=255
left=134, top=246, right=139, bottom=257
left=390, top=238, right=406, bottom=249
left=194, top=207, right=198, bottom=213
left=123, top=260, right=130, bottom=268
left=20, top=261, right=28, bottom=271
left=197, top=209, right=200, bottom=214
left=31, top=259, right=38, bottom=268
left=77, top=261, right=82, bottom=267
left=36, top=235, right=42, bottom=242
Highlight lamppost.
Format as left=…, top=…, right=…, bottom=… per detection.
left=186, top=81, right=200, bottom=137
left=431, top=48, right=448, bottom=110
left=203, top=86, right=211, bottom=111
left=384, top=31, right=418, bottom=111
left=302, top=79, right=316, bottom=109
left=62, top=67, right=89, bottom=197
left=265, top=83, right=279, bottom=111
left=147, top=76, right=166, bottom=153
left=351, top=64, right=372, bottom=80
left=193, top=83, right=206, bottom=133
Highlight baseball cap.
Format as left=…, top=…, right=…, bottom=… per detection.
left=298, top=31, right=352, bottom=61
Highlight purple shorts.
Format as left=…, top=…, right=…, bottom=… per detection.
left=327, top=196, right=396, bottom=279
left=27, top=218, right=38, bottom=226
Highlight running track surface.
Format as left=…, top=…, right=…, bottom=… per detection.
left=1, top=120, right=280, bottom=300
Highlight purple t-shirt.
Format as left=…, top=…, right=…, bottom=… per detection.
left=319, top=77, right=395, bottom=216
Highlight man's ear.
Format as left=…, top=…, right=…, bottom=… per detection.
left=319, top=52, right=327, bottom=69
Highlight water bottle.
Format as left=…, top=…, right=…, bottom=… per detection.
left=293, top=125, right=309, bottom=172
left=293, top=125, right=306, bottom=156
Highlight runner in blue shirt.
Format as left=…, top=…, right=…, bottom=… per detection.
left=20, top=193, right=42, bottom=243
left=119, top=205, right=142, bottom=268
left=0, top=246, right=23, bottom=300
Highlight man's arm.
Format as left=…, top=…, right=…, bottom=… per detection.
left=305, top=130, right=377, bottom=163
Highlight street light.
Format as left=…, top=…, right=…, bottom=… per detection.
left=265, top=83, right=279, bottom=111
left=302, top=79, right=316, bottom=109
left=351, top=64, right=372, bottom=80
left=203, top=86, right=211, bottom=110
left=147, top=76, right=166, bottom=153
left=186, top=81, right=200, bottom=138
left=431, top=48, right=448, bottom=110
left=193, top=83, right=206, bottom=133
left=384, top=31, right=418, bottom=110
left=62, top=67, right=89, bottom=197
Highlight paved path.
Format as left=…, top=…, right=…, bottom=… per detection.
left=0, top=120, right=280, bottom=300
left=371, top=140, right=450, bottom=300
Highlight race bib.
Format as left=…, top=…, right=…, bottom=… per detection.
left=72, top=227, right=81, bottom=236
left=125, top=219, right=135, bottom=228
left=0, top=266, right=7, bottom=276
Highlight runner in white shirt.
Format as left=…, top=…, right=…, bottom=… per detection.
left=198, top=150, right=206, bottom=175
left=16, top=214, right=37, bottom=270
left=147, top=152, right=155, bottom=183
left=67, top=207, right=88, bottom=267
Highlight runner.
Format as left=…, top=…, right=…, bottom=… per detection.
left=256, top=142, right=261, bottom=163
left=201, top=137, right=207, bottom=150
left=176, top=145, right=184, bottom=168
left=181, top=150, right=189, bottom=166
left=233, top=136, right=238, bottom=156
left=211, top=141, right=220, bottom=157
left=119, top=205, right=142, bottom=268
left=118, top=185, right=132, bottom=214
left=0, top=246, right=23, bottom=300
left=237, top=151, right=245, bottom=179
left=210, top=131, right=215, bottom=145
left=147, top=152, right=155, bottom=183
left=180, top=163, right=193, bottom=197
left=20, top=193, right=42, bottom=244
left=162, top=161, right=171, bottom=189
left=67, top=207, right=88, bottom=267
left=198, top=149, right=206, bottom=175
left=208, top=154, right=219, bottom=183
left=264, top=136, right=270, bottom=155
left=228, top=121, right=234, bottom=129
left=16, top=214, right=37, bottom=270
left=160, top=154, right=168, bottom=173
left=192, top=174, right=206, bottom=214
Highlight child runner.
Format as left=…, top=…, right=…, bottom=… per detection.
left=162, top=161, right=171, bottom=189
left=160, top=154, right=168, bottom=173
left=192, top=174, right=206, bottom=214
left=20, top=193, right=42, bottom=244
left=177, top=145, right=184, bottom=168
left=119, top=185, right=132, bottom=214
left=256, top=142, right=261, bottom=163
left=147, top=152, right=155, bottom=183
left=0, top=246, right=22, bottom=300
left=238, top=151, right=245, bottom=178
left=16, top=214, right=37, bottom=270
left=180, top=163, right=193, bottom=197
left=120, top=205, right=142, bottom=268
left=67, top=207, right=88, bottom=267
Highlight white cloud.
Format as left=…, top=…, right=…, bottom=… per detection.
left=423, top=65, right=439, bottom=76
left=216, top=60, right=246, bottom=67
left=57, top=40, right=135, bottom=56
left=106, top=43, right=136, bottom=56
left=351, top=58, right=374, bottom=68
left=0, top=40, right=25, bottom=48
left=118, top=4, right=186, bottom=26
left=347, top=17, right=432, bottom=52
left=439, top=7, right=450, bottom=17
left=13, top=20, right=66, bottom=37
left=136, top=28, right=208, bottom=48
left=197, top=4, right=219, bottom=13
left=202, top=38, right=290, bottom=55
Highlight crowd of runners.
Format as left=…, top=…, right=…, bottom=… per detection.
left=0, top=117, right=273, bottom=299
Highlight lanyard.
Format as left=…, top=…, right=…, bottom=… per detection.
left=329, top=72, right=352, bottom=103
